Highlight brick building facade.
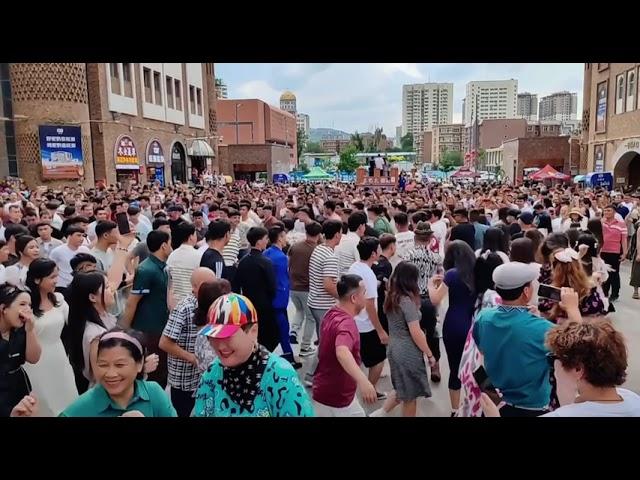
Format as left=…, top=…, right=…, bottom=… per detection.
left=5, top=63, right=218, bottom=188
left=582, top=63, right=640, bottom=188
left=502, top=136, right=580, bottom=183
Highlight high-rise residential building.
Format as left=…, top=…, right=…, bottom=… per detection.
left=517, top=92, right=538, bottom=121
left=539, top=91, right=578, bottom=121
left=402, top=83, right=453, bottom=162
left=296, top=113, right=310, bottom=138
left=581, top=63, right=640, bottom=184
left=463, top=79, right=518, bottom=127
left=215, top=78, right=228, bottom=99
left=280, top=91, right=297, bottom=115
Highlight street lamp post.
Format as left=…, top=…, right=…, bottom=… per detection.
left=235, top=103, right=242, bottom=144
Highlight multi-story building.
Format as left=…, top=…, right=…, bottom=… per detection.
left=395, top=126, right=402, bottom=147
left=402, top=83, right=453, bottom=161
left=526, top=121, right=563, bottom=138
left=581, top=63, right=640, bottom=186
left=280, top=91, right=297, bottom=115
left=217, top=98, right=297, bottom=180
left=539, top=91, right=578, bottom=121
left=430, top=123, right=464, bottom=165
left=0, top=64, right=18, bottom=178
left=215, top=78, right=228, bottom=99
left=1, top=63, right=218, bottom=187
left=320, top=138, right=351, bottom=153
left=503, top=136, right=580, bottom=182
left=296, top=113, right=310, bottom=138
left=464, top=118, right=528, bottom=153
left=463, top=79, right=518, bottom=128
left=517, top=92, right=538, bottom=121
left=484, top=146, right=504, bottom=175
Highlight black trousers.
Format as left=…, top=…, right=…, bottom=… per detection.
left=420, top=297, right=441, bottom=362
left=142, top=333, right=168, bottom=389
left=499, top=404, right=548, bottom=417
left=171, top=387, right=196, bottom=417
left=601, top=252, right=621, bottom=298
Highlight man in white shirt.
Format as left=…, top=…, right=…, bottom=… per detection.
left=128, top=206, right=152, bottom=243
left=348, top=237, right=388, bottom=399
left=428, top=208, right=448, bottom=258
left=36, top=222, right=63, bottom=259
left=87, top=206, right=110, bottom=242
left=335, top=212, right=366, bottom=275
left=166, top=222, right=203, bottom=303
left=49, top=225, right=92, bottom=289
left=392, top=212, right=414, bottom=265
left=90, top=220, right=118, bottom=272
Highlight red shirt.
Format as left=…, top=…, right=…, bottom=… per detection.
left=601, top=218, right=627, bottom=254
left=312, top=306, right=361, bottom=408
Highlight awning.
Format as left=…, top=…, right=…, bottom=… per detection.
left=188, top=140, right=215, bottom=157
left=574, top=175, right=586, bottom=182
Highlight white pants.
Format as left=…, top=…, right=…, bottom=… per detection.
left=313, top=397, right=366, bottom=417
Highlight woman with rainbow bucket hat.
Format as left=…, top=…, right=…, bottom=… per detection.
left=193, top=293, right=313, bottom=417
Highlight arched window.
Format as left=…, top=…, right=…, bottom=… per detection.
left=627, top=70, right=636, bottom=112
left=616, top=74, right=626, bottom=114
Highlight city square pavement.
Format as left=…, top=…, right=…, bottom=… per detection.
left=288, top=263, right=640, bottom=417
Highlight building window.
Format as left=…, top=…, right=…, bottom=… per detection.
left=627, top=70, right=636, bottom=112
left=616, top=74, right=625, bottom=114
left=166, top=77, right=174, bottom=109
left=122, top=63, right=133, bottom=98
left=153, top=71, right=162, bottom=106
left=174, top=79, right=182, bottom=111
left=189, top=85, right=196, bottom=114
left=143, top=68, right=152, bottom=103
left=196, top=87, right=203, bottom=116
left=110, top=63, right=121, bottom=95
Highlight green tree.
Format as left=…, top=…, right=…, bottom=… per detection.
left=400, top=132, right=414, bottom=151
left=305, top=141, right=324, bottom=153
left=297, top=128, right=307, bottom=159
left=350, top=131, right=365, bottom=152
left=438, top=150, right=464, bottom=172
left=338, top=146, right=360, bottom=173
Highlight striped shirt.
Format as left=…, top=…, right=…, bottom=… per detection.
left=222, top=229, right=241, bottom=266
left=602, top=219, right=628, bottom=254
left=308, top=244, right=339, bottom=310
left=403, top=244, right=442, bottom=296
left=167, top=244, right=203, bottom=303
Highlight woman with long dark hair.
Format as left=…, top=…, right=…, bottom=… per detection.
left=457, top=251, right=505, bottom=417
left=428, top=240, right=477, bottom=415
left=5, top=235, right=40, bottom=289
left=377, top=261, right=435, bottom=417
left=0, top=285, right=40, bottom=417
left=587, top=218, right=604, bottom=253
left=22, top=259, right=77, bottom=416
left=477, top=227, right=509, bottom=263
left=61, top=328, right=176, bottom=417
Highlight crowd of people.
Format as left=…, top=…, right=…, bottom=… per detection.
left=1, top=175, right=640, bottom=417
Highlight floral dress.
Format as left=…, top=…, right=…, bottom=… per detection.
left=457, top=290, right=501, bottom=417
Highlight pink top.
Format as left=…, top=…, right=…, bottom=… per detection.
left=601, top=219, right=627, bottom=254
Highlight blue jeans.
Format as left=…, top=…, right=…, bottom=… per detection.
left=275, top=308, right=294, bottom=361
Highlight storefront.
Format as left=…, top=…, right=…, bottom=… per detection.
left=188, top=139, right=215, bottom=184
left=115, top=135, right=140, bottom=186
left=146, top=139, right=166, bottom=187
left=171, top=142, right=187, bottom=184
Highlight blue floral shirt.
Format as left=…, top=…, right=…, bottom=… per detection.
left=193, top=353, right=314, bottom=417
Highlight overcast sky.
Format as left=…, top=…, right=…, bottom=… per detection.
left=215, top=63, right=584, bottom=137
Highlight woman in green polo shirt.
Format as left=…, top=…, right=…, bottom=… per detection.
left=60, top=329, right=176, bottom=417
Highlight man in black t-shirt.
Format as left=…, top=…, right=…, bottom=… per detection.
left=167, top=205, right=186, bottom=250
left=449, top=208, right=476, bottom=251
left=200, top=220, right=230, bottom=279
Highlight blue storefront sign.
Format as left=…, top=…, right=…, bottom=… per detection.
left=39, top=125, right=83, bottom=179
left=273, top=173, right=289, bottom=184
left=586, top=172, right=613, bottom=190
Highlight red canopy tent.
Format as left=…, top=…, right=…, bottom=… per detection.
left=529, top=165, right=570, bottom=181
left=451, top=167, right=481, bottom=178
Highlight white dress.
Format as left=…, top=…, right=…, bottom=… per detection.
left=23, top=293, right=78, bottom=416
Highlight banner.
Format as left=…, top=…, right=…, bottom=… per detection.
left=39, top=125, right=84, bottom=179
left=596, top=81, right=607, bottom=133
left=147, top=139, right=165, bottom=163
left=115, top=136, right=140, bottom=170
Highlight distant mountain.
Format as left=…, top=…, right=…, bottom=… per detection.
left=308, top=128, right=351, bottom=142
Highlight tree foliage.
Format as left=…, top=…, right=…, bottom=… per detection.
left=400, top=132, right=414, bottom=151
left=297, top=128, right=307, bottom=159
left=338, top=145, right=360, bottom=173
left=350, top=132, right=365, bottom=152
left=305, top=141, right=324, bottom=153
